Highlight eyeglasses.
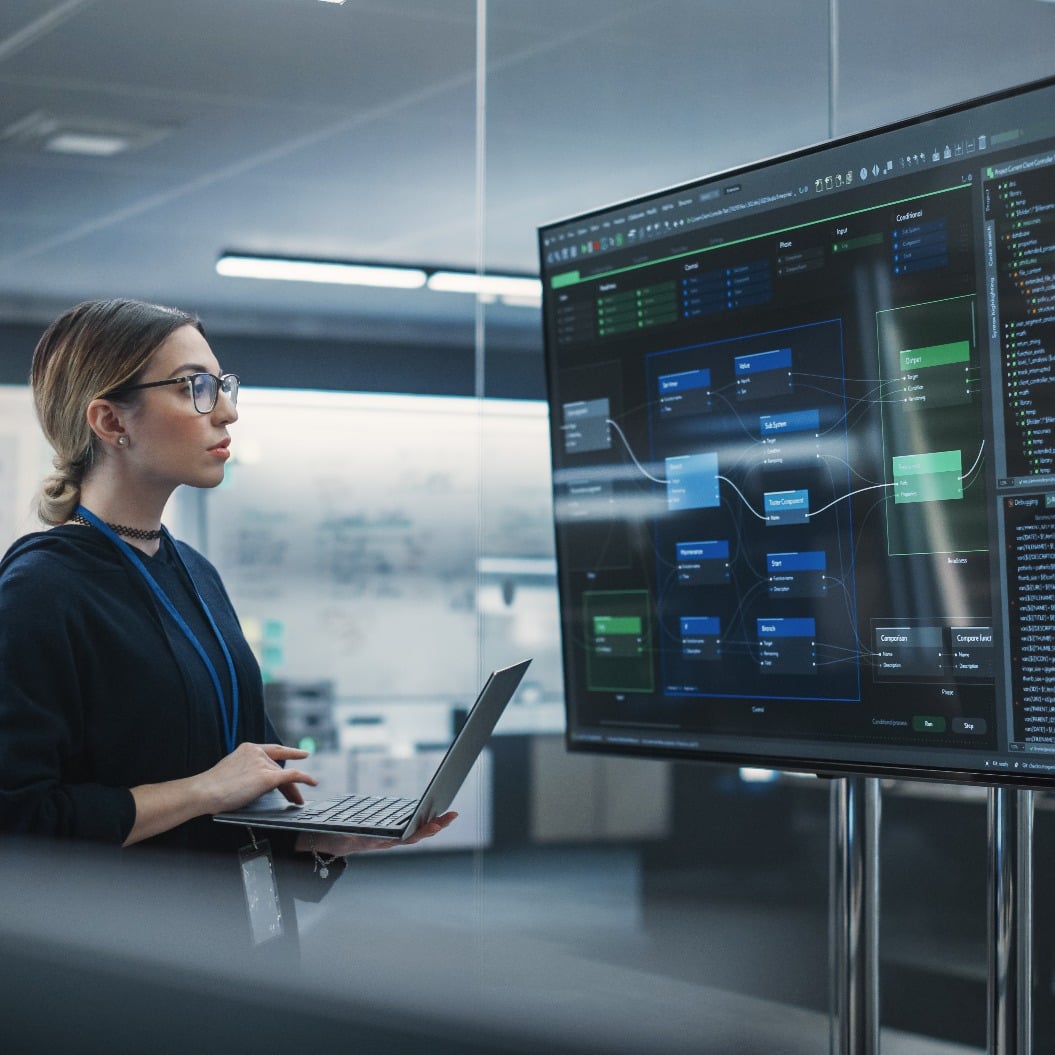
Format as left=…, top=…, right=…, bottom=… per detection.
left=106, top=372, right=240, bottom=414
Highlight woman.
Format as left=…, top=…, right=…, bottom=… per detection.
left=0, top=299, right=452, bottom=883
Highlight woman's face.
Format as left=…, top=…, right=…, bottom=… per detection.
left=122, top=324, right=238, bottom=493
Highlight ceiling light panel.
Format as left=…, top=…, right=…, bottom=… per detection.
left=216, top=255, right=427, bottom=289
left=0, top=111, right=173, bottom=156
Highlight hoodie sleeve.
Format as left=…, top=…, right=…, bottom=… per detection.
left=0, top=545, right=136, bottom=843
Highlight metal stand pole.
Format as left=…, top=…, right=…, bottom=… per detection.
left=987, top=786, right=1034, bottom=1055
left=830, top=776, right=881, bottom=1055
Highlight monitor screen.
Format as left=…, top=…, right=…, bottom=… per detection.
left=538, top=76, right=1055, bottom=787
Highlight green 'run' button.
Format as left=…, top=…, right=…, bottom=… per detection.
left=912, top=715, right=947, bottom=733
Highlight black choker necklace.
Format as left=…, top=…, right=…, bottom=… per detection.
left=70, top=513, right=163, bottom=541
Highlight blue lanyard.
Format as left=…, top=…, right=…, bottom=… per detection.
left=74, top=505, right=240, bottom=754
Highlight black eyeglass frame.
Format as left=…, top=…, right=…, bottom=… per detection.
left=105, top=372, right=240, bottom=414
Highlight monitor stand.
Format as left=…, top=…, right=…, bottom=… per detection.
left=829, top=775, right=880, bottom=1055
left=987, top=786, right=1034, bottom=1055
left=827, top=777, right=1035, bottom=1055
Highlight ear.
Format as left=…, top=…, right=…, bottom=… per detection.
left=85, top=398, right=129, bottom=449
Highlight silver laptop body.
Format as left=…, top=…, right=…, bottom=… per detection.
left=213, top=659, right=531, bottom=840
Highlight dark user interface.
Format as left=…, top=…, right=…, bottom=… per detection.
left=540, top=78, right=1055, bottom=781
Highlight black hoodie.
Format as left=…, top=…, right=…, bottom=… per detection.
left=0, top=525, right=273, bottom=853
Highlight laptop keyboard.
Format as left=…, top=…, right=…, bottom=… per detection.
left=295, top=794, right=418, bottom=829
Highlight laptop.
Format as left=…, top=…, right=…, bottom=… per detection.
left=214, top=659, right=531, bottom=841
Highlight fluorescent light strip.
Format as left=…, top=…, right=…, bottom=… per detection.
left=427, top=271, right=542, bottom=299
left=477, top=557, right=558, bottom=577
left=216, top=255, right=426, bottom=289
left=217, top=254, right=541, bottom=305
left=45, top=132, right=131, bottom=156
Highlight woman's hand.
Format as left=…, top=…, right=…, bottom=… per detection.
left=123, top=742, right=318, bottom=846
left=294, top=811, right=458, bottom=857
left=195, top=742, right=318, bottom=814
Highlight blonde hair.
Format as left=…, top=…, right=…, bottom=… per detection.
left=31, top=299, right=204, bottom=525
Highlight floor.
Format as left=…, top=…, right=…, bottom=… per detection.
left=296, top=845, right=987, bottom=1054
left=0, top=781, right=1030, bottom=1054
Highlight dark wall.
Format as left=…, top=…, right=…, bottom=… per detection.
left=0, top=323, right=43, bottom=386
left=0, top=321, right=547, bottom=401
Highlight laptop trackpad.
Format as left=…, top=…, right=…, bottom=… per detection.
left=237, top=790, right=302, bottom=814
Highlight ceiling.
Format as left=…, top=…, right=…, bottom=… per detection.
left=0, top=0, right=1052, bottom=348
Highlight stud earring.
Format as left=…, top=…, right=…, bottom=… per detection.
left=117, top=435, right=129, bottom=447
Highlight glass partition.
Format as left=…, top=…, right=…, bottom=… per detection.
left=4, top=1, right=1055, bottom=1050
left=480, top=2, right=1055, bottom=1051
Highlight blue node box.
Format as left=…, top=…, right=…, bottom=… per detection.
left=658, top=368, right=712, bottom=418
left=758, top=408, right=820, bottom=437
left=676, top=539, right=730, bottom=585
left=735, top=347, right=793, bottom=401
left=680, top=615, right=721, bottom=660
left=764, top=488, right=810, bottom=525
left=756, top=616, right=817, bottom=675
left=666, top=451, right=720, bottom=511
left=767, top=549, right=827, bottom=597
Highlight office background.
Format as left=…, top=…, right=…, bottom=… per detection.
left=1, top=2, right=1055, bottom=1052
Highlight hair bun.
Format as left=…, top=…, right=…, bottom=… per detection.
left=37, top=471, right=80, bottom=526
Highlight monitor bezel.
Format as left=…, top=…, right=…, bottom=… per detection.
left=538, top=73, right=1055, bottom=790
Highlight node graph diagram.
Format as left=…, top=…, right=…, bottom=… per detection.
left=563, top=299, right=987, bottom=705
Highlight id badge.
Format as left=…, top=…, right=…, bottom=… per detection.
left=239, top=839, right=284, bottom=945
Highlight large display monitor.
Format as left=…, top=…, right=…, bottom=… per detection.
left=538, top=76, right=1055, bottom=787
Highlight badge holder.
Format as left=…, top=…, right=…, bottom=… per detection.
left=239, top=829, right=284, bottom=945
